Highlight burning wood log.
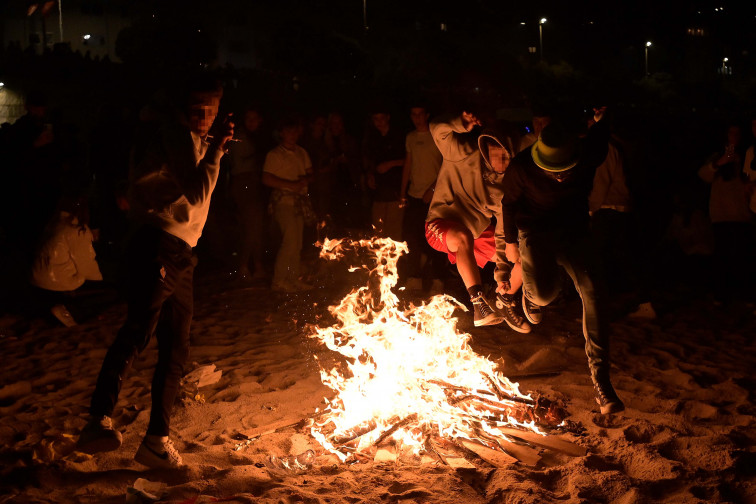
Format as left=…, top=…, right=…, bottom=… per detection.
left=456, top=438, right=517, bottom=467
left=429, top=378, right=535, bottom=407
left=307, top=237, right=581, bottom=464
left=329, top=419, right=378, bottom=445
left=495, top=427, right=587, bottom=457
left=372, top=413, right=419, bottom=446
left=482, top=373, right=536, bottom=406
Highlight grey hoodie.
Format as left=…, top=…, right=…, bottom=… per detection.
left=426, top=114, right=513, bottom=284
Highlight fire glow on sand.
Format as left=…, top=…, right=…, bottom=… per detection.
left=306, top=237, right=577, bottom=466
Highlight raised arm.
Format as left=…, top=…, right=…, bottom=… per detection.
left=430, top=112, right=479, bottom=162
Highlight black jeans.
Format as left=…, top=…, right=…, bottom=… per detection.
left=519, top=228, right=609, bottom=377
left=90, top=226, right=194, bottom=436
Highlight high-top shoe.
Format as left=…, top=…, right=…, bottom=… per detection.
left=134, top=435, right=184, bottom=469
left=593, top=373, right=625, bottom=414
left=522, top=292, right=543, bottom=325
left=76, top=415, right=123, bottom=454
left=471, top=293, right=504, bottom=327
left=495, top=293, right=532, bottom=333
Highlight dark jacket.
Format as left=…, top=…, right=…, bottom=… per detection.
left=501, top=120, right=610, bottom=243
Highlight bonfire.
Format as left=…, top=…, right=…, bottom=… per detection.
left=306, top=237, right=578, bottom=467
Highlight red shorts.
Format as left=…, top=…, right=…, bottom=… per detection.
left=425, top=219, right=496, bottom=268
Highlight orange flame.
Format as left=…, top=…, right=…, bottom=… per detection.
left=309, top=237, right=540, bottom=462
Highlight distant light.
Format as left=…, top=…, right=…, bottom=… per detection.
left=0, top=82, right=4, bottom=88
left=723, top=57, right=728, bottom=62
left=646, top=41, right=652, bottom=47
left=520, top=22, right=526, bottom=25
left=440, top=22, right=447, bottom=31
left=540, top=17, right=547, bottom=24
left=83, top=34, right=91, bottom=40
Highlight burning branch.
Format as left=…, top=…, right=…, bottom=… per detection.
left=308, top=237, right=576, bottom=465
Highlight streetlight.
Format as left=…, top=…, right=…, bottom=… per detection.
left=722, top=57, right=728, bottom=75
left=645, top=41, right=652, bottom=77
left=539, top=18, right=547, bottom=62
left=363, top=0, right=368, bottom=32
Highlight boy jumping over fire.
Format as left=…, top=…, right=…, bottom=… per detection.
left=425, top=111, right=530, bottom=333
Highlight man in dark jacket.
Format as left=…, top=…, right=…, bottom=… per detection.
left=501, top=107, right=624, bottom=415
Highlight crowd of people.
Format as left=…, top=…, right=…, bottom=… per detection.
left=2, top=54, right=756, bottom=468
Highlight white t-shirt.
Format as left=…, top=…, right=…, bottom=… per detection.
left=405, top=130, right=442, bottom=198
left=263, top=144, right=312, bottom=199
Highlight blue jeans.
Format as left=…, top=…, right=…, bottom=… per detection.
left=519, top=228, right=609, bottom=376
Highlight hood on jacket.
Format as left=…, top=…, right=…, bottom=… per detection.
left=477, top=130, right=514, bottom=173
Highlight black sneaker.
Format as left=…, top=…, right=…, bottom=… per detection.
left=471, top=293, right=504, bottom=327
left=76, top=415, right=123, bottom=454
left=522, top=292, right=543, bottom=325
left=593, top=375, right=625, bottom=414
left=495, top=294, right=532, bottom=333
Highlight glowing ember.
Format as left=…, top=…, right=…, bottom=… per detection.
left=308, top=237, right=567, bottom=463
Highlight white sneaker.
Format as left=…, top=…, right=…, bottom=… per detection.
left=134, top=435, right=184, bottom=469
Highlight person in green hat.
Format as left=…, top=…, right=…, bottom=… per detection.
left=500, top=107, right=625, bottom=415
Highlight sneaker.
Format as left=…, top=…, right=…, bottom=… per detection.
left=76, top=415, right=123, bottom=454
left=51, top=304, right=77, bottom=327
left=593, top=374, right=625, bottom=415
left=495, top=294, right=532, bottom=333
left=522, top=292, right=543, bottom=325
left=134, top=435, right=184, bottom=469
left=471, top=293, right=504, bottom=327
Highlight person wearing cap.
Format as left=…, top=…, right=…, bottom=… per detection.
left=425, top=111, right=531, bottom=333
left=500, top=107, right=625, bottom=415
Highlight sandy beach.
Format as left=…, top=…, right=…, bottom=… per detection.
left=1, top=250, right=754, bottom=504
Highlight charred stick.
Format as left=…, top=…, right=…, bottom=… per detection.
left=246, top=411, right=328, bottom=442
left=482, top=373, right=535, bottom=406
left=424, top=435, right=449, bottom=466
left=429, top=378, right=534, bottom=406
left=372, top=414, right=418, bottom=446
left=330, top=419, right=378, bottom=445
left=450, top=393, right=529, bottom=411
